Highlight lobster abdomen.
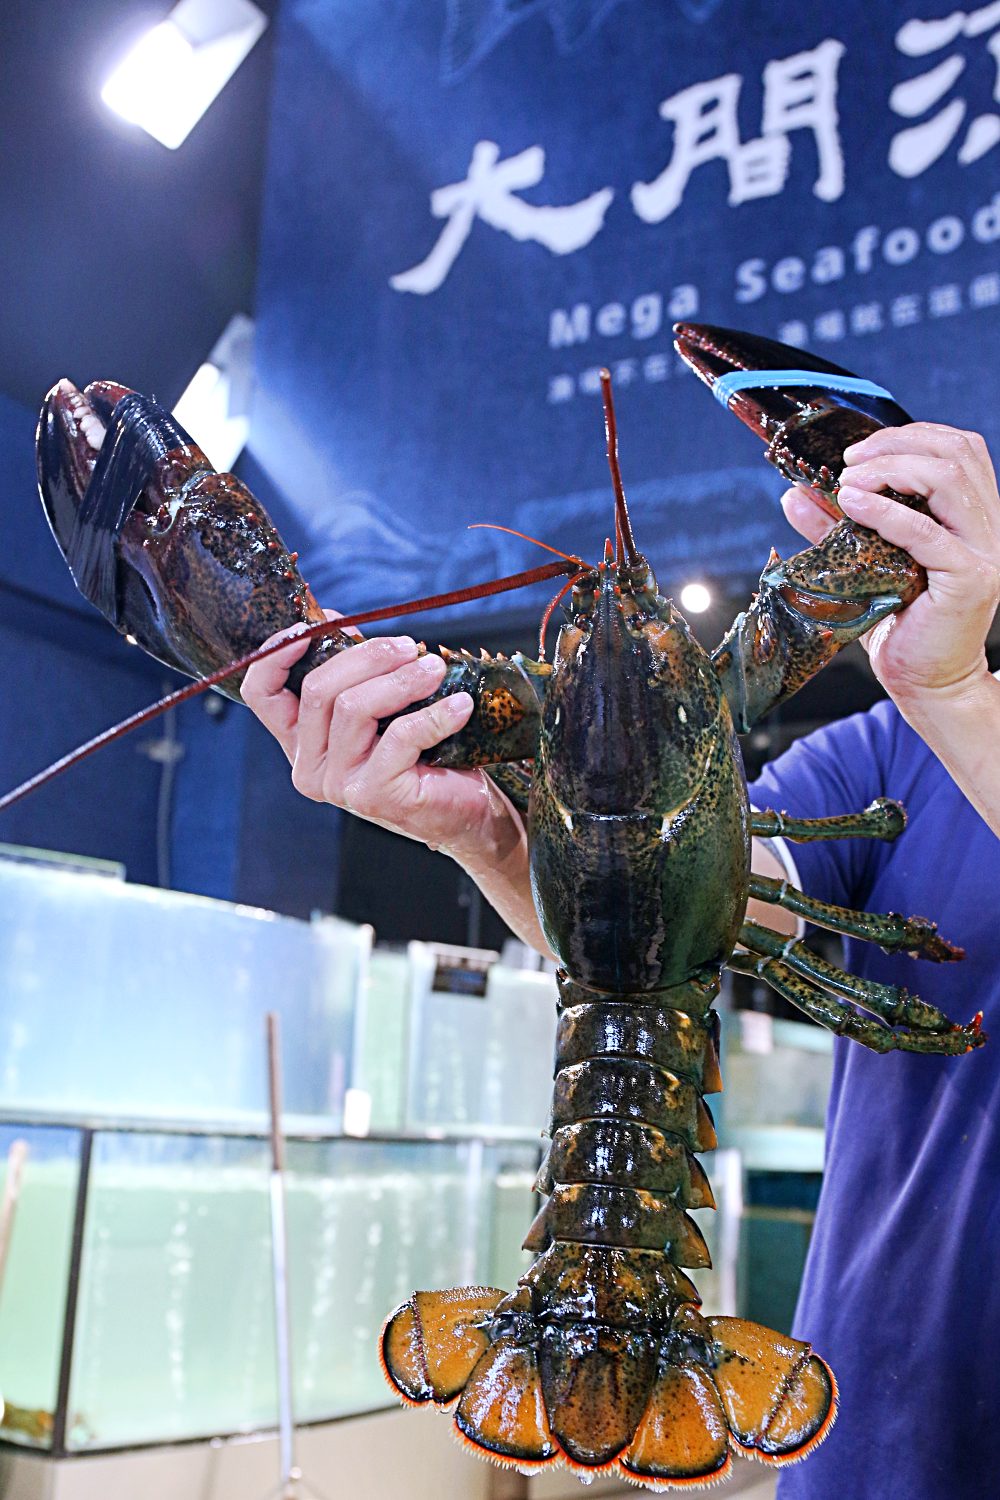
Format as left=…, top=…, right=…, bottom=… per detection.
left=525, top=971, right=721, bottom=1257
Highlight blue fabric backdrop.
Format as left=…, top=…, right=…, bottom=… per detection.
left=251, top=0, right=1000, bottom=631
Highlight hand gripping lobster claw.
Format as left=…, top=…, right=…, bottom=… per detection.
left=673, top=323, right=930, bottom=732
left=36, top=379, right=352, bottom=699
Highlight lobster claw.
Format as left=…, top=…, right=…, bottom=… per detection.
left=673, top=323, right=913, bottom=517
left=673, top=323, right=928, bottom=731
left=36, top=380, right=351, bottom=699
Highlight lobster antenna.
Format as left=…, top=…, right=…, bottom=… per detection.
left=468, top=523, right=586, bottom=567
left=538, top=568, right=589, bottom=659
left=600, top=368, right=639, bottom=568
left=0, top=558, right=577, bottom=814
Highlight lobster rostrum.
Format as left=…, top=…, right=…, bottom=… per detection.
left=17, top=326, right=986, bottom=1490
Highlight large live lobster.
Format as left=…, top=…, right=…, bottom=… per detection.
left=10, top=326, right=985, bottom=1489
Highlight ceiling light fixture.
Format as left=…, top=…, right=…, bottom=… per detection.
left=173, top=314, right=254, bottom=472
left=101, top=0, right=267, bottom=150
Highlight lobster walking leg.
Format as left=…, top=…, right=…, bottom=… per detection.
left=738, top=920, right=982, bottom=1039
left=750, top=800, right=906, bottom=842
left=748, top=872, right=962, bottom=962
left=728, top=953, right=983, bottom=1056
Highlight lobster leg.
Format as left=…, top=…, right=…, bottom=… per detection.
left=483, top=759, right=534, bottom=814
left=737, top=922, right=985, bottom=1044
left=748, top=873, right=962, bottom=963
left=728, top=952, right=984, bottom=1056
left=674, top=324, right=928, bottom=732
left=750, top=799, right=905, bottom=843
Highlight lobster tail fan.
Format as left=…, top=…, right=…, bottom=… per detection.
left=380, top=1287, right=504, bottom=1406
left=455, top=1339, right=556, bottom=1465
left=706, top=1317, right=838, bottom=1464
left=381, top=1271, right=837, bottom=1486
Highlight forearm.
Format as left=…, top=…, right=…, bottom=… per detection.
left=448, top=790, right=555, bottom=958
left=894, top=668, right=1000, bottom=839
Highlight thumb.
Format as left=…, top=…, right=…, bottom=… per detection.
left=780, top=486, right=837, bottom=547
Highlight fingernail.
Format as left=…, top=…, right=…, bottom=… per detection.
left=837, top=485, right=871, bottom=507
left=417, top=652, right=444, bottom=673
left=446, top=692, right=473, bottom=716
left=395, top=636, right=417, bottom=654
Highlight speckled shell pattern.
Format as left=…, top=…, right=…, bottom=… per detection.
left=112, top=466, right=350, bottom=700
left=526, top=587, right=748, bottom=1268
left=392, top=649, right=551, bottom=768
left=36, top=386, right=350, bottom=700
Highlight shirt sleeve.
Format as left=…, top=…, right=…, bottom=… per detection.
left=747, top=699, right=900, bottom=913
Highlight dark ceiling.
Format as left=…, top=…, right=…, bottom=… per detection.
left=0, top=0, right=277, bottom=413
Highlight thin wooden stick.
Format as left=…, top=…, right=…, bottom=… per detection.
left=0, top=1139, right=29, bottom=1301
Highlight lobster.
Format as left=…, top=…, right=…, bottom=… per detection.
left=10, top=325, right=986, bottom=1490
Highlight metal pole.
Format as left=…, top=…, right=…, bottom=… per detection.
left=267, top=1013, right=299, bottom=1500
left=52, top=1128, right=94, bottom=1456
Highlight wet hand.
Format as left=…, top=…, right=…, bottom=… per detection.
left=240, top=618, right=522, bottom=864
left=780, top=422, right=1000, bottom=709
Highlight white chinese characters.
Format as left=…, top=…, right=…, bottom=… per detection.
left=391, top=39, right=849, bottom=295
left=889, top=3, right=1000, bottom=176
left=390, top=141, right=613, bottom=296
left=633, top=39, right=845, bottom=222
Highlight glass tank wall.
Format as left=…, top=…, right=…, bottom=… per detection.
left=0, top=858, right=366, bottom=1125
left=0, top=1123, right=540, bottom=1453
left=0, top=1123, right=81, bottom=1449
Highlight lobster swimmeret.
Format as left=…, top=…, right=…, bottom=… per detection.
left=25, top=326, right=985, bottom=1489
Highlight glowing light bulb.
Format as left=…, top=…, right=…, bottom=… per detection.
left=680, top=582, right=712, bottom=614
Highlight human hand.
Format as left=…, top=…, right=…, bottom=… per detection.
left=780, top=423, right=1000, bottom=709
left=240, top=619, right=525, bottom=867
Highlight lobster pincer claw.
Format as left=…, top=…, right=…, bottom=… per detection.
left=674, top=323, right=929, bottom=731
left=673, top=322, right=913, bottom=511
left=36, top=380, right=351, bottom=699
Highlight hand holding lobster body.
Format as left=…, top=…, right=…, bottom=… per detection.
left=22, top=325, right=1000, bottom=1489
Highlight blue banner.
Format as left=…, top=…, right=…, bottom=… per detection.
left=251, top=0, right=1000, bottom=629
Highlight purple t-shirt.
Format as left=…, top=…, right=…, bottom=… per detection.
left=748, top=698, right=1000, bottom=1500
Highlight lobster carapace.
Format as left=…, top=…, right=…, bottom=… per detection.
left=19, top=325, right=986, bottom=1488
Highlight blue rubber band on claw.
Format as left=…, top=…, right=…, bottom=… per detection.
left=713, top=369, right=896, bottom=407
